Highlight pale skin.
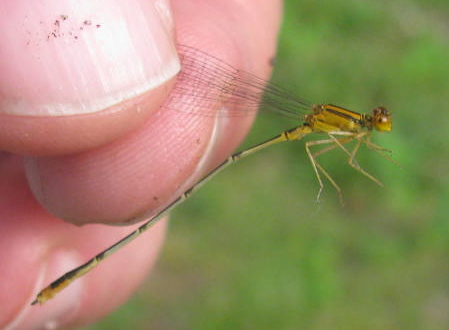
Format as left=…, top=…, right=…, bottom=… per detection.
left=0, top=0, right=282, bottom=328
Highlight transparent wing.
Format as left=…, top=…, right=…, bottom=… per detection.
left=163, top=45, right=313, bottom=120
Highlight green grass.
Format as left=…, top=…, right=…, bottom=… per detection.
left=85, top=1, right=449, bottom=329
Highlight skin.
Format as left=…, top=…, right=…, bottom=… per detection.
left=0, top=0, right=282, bottom=328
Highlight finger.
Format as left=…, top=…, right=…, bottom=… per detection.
left=0, top=0, right=179, bottom=155
left=0, top=155, right=167, bottom=329
left=6, top=0, right=282, bottom=327
left=25, top=0, right=283, bottom=225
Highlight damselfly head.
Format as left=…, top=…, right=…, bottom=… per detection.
left=372, top=106, right=392, bottom=132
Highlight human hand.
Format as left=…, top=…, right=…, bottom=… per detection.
left=0, top=0, right=282, bottom=328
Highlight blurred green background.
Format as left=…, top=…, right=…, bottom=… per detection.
left=85, top=0, right=449, bottom=329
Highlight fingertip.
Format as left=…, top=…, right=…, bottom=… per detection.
left=0, top=79, right=177, bottom=156
left=0, top=0, right=180, bottom=155
left=22, top=0, right=283, bottom=224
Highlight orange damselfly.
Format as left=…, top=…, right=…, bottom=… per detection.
left=32, top=45, right=392, bottom=305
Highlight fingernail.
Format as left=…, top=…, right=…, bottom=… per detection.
left=0, top=0, right=179, bottom=116
left=9, top=251, right=84, bottom=329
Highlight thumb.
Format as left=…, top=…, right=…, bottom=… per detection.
left=0, top=0, right=179, bottom=156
